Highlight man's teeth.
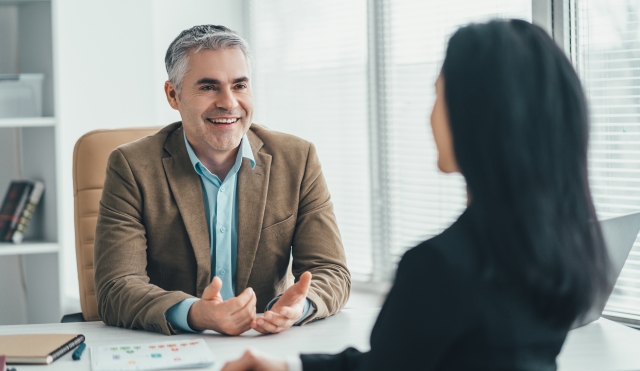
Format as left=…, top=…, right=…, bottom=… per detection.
left=208, top=118, right=238, bottom=124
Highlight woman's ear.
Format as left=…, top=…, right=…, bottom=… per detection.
left=430, top=74, right=459, bottom=174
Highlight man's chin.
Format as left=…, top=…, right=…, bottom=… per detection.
left=205, top=137, right=243, bottom=152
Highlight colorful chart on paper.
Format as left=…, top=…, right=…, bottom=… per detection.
left=90, top=338, right=215, bottom=371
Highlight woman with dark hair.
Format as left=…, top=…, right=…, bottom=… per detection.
left=222, top=19, right=610, bottom=371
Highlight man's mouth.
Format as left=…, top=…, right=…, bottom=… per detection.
left=207, top=117, right=239, bottom=124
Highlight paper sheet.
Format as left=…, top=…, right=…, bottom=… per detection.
left=90, top=339, right=214, bottom=371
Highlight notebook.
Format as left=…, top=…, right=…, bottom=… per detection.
left=0, top=334, right=85, bottom=364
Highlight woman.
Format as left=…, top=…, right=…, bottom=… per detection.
left=222, top=19, right=610, bottom=371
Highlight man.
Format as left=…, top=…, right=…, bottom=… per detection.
left=94, top=25, right=350, bottom=336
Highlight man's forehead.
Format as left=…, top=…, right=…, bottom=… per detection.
left=185, top=48, right=250, bottom=79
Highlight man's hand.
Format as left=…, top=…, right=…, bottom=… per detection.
left=221, top=349, right=288, bottom=371
left=187, top=276, right=257, bottom=335
left=252, top=271, right=312, bottom=334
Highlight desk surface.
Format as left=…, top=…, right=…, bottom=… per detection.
left=0, top=308, right=639, bottom=371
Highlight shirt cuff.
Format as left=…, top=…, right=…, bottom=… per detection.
left=265, top=296, right=316, bottom=325
left=165, top=298, right=201, bottom=332
left=285, top=355, right=303, bottom=371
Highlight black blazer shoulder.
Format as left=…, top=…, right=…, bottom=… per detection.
left=301, top=210, right=568, bottom=371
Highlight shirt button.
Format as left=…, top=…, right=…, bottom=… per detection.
left=220, top=226, right=226, bottom=233
left=220, top=186, right=225, bottom=192
left=219, top=269, right=226, bottom=275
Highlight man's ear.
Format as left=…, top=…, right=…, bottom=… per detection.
left=164, top=80, right=180, bottom=110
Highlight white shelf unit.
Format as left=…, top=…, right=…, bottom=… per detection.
left=0, top=242, right=59, bottom=256
left=0, top=117, right=56, bottom=128
left=0, top=0, right=61, bottom=325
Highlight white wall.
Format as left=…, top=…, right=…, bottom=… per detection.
left=53, top=0, right=246, bottom=311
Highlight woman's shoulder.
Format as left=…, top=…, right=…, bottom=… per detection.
left=403, top=211, right=480, bottom=276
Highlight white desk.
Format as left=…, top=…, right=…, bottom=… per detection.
left=1, top=308, right=639, bottom=371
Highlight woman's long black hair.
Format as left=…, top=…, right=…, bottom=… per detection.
left=442, top=19, right=610, bottom=325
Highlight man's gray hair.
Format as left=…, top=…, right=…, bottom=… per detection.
left=165, top=25, right=251, bottom=93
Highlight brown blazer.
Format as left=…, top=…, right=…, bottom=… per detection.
left=94, top=122, right=350, bottom=335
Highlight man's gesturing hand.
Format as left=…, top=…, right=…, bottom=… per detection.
left=187, top=276, right=257, bottom=335
left=252, top=271, right=312, bottom=334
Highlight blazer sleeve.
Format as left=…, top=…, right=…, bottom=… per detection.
left=94, top=148, right=192, bottom=335
left=293, top=142, right=351, bottom=324
left=300, top=347, right=364, bottom=371
left=301, top=244, right=467, bottom=370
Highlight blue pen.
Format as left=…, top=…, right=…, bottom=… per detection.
left=72, top=343, right=87, bottom=361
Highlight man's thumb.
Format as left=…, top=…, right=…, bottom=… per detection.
left=202, top=276, right=223, bottom=301
left=294, top=271, right=312, bottom=294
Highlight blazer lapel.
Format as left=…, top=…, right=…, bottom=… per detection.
left=162, top=126, right=211, bottom=296
left=236, top=129, right=271, bottom=294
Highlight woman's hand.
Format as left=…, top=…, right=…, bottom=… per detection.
left=221, top=350, right=288, bottom=371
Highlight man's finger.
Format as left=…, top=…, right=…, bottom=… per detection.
left=222, top=287, right=254, bottom=312
left=228, top=287, right=255, bottom=314
left=251, top=319, right=271, bottom=334
left=290, top=271, right=312, bottom=297
left=232, top=290, right=257, bottom=323
left=202, top=276, right=223, bottom=301
left=270, top=305, right=299, bottom=320
left=255, top=317, right=285, bottom=333
left=277, top=271, right=312, bottom=307
left=298, top=271, right=312, bottom=289
left=264, top=310, right=295, bottom=327
left=252, top=323, right=270, bottom=334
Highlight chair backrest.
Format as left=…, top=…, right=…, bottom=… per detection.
left=73, top=127, right=161, bottom=321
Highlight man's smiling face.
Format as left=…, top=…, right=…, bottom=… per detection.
left=172, top=47, right=253, bottom=153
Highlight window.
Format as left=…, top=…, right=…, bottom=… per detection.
left=577, top=0, right=640, bottom=320
left=248, top=1, right=530, bottom=281
left=249, top=0, right=372, bottom=280
left=380, top=1, right=532, bottom=266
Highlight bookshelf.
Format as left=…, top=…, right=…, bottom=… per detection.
left=0, top=0, right=61, bottom=325
left=0, top=242, right=59, bottom=256
left=0, top=117, right=56, bottom=128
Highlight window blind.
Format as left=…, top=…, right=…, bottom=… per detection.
left=577, top=0, right=640, bottom=318
left=248, top=0, right=373, bottom=281
left=380, top=1, right=532, bottom=262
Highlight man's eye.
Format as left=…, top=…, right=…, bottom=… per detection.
left=201, top=85, right=215, bottom=91
left=235, top=84, right=247, bottom=89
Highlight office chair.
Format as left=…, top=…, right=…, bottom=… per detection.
left=62, top=127, right=161, bottom=322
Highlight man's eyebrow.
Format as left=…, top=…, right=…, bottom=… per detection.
left=196, top=78, right=220, bottom=85
left=195, top=77, right=249, bottom=85
left=233, top=76, right=249, bottom=84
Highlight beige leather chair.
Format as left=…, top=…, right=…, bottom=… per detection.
left=72, top=127, right=161, bottom=321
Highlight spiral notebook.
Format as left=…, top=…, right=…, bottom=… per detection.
left=0, top=334, right=85, bottom=364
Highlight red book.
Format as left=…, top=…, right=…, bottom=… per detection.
left=0, top=181, right=34, bottom=242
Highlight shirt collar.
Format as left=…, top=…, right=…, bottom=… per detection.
left=183, top=129, right=256, bottom=177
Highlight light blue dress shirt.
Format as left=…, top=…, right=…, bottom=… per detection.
left=165, top=131, right=312, bottom=332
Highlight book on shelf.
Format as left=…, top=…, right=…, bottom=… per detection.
left=0, top=180, right=45, bottom=243
left=12, top=180, right=45, bottom=243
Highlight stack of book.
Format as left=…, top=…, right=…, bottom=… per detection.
left=0, top=180, right=45, bottom=244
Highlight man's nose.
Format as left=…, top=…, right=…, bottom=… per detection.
left=215, top=86, right=238, bottom=111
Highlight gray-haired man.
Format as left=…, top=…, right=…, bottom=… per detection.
left=94, top=25, right=350, bottom=336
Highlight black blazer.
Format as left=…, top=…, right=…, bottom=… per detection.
left=301, top=209, right=569, bottom=371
